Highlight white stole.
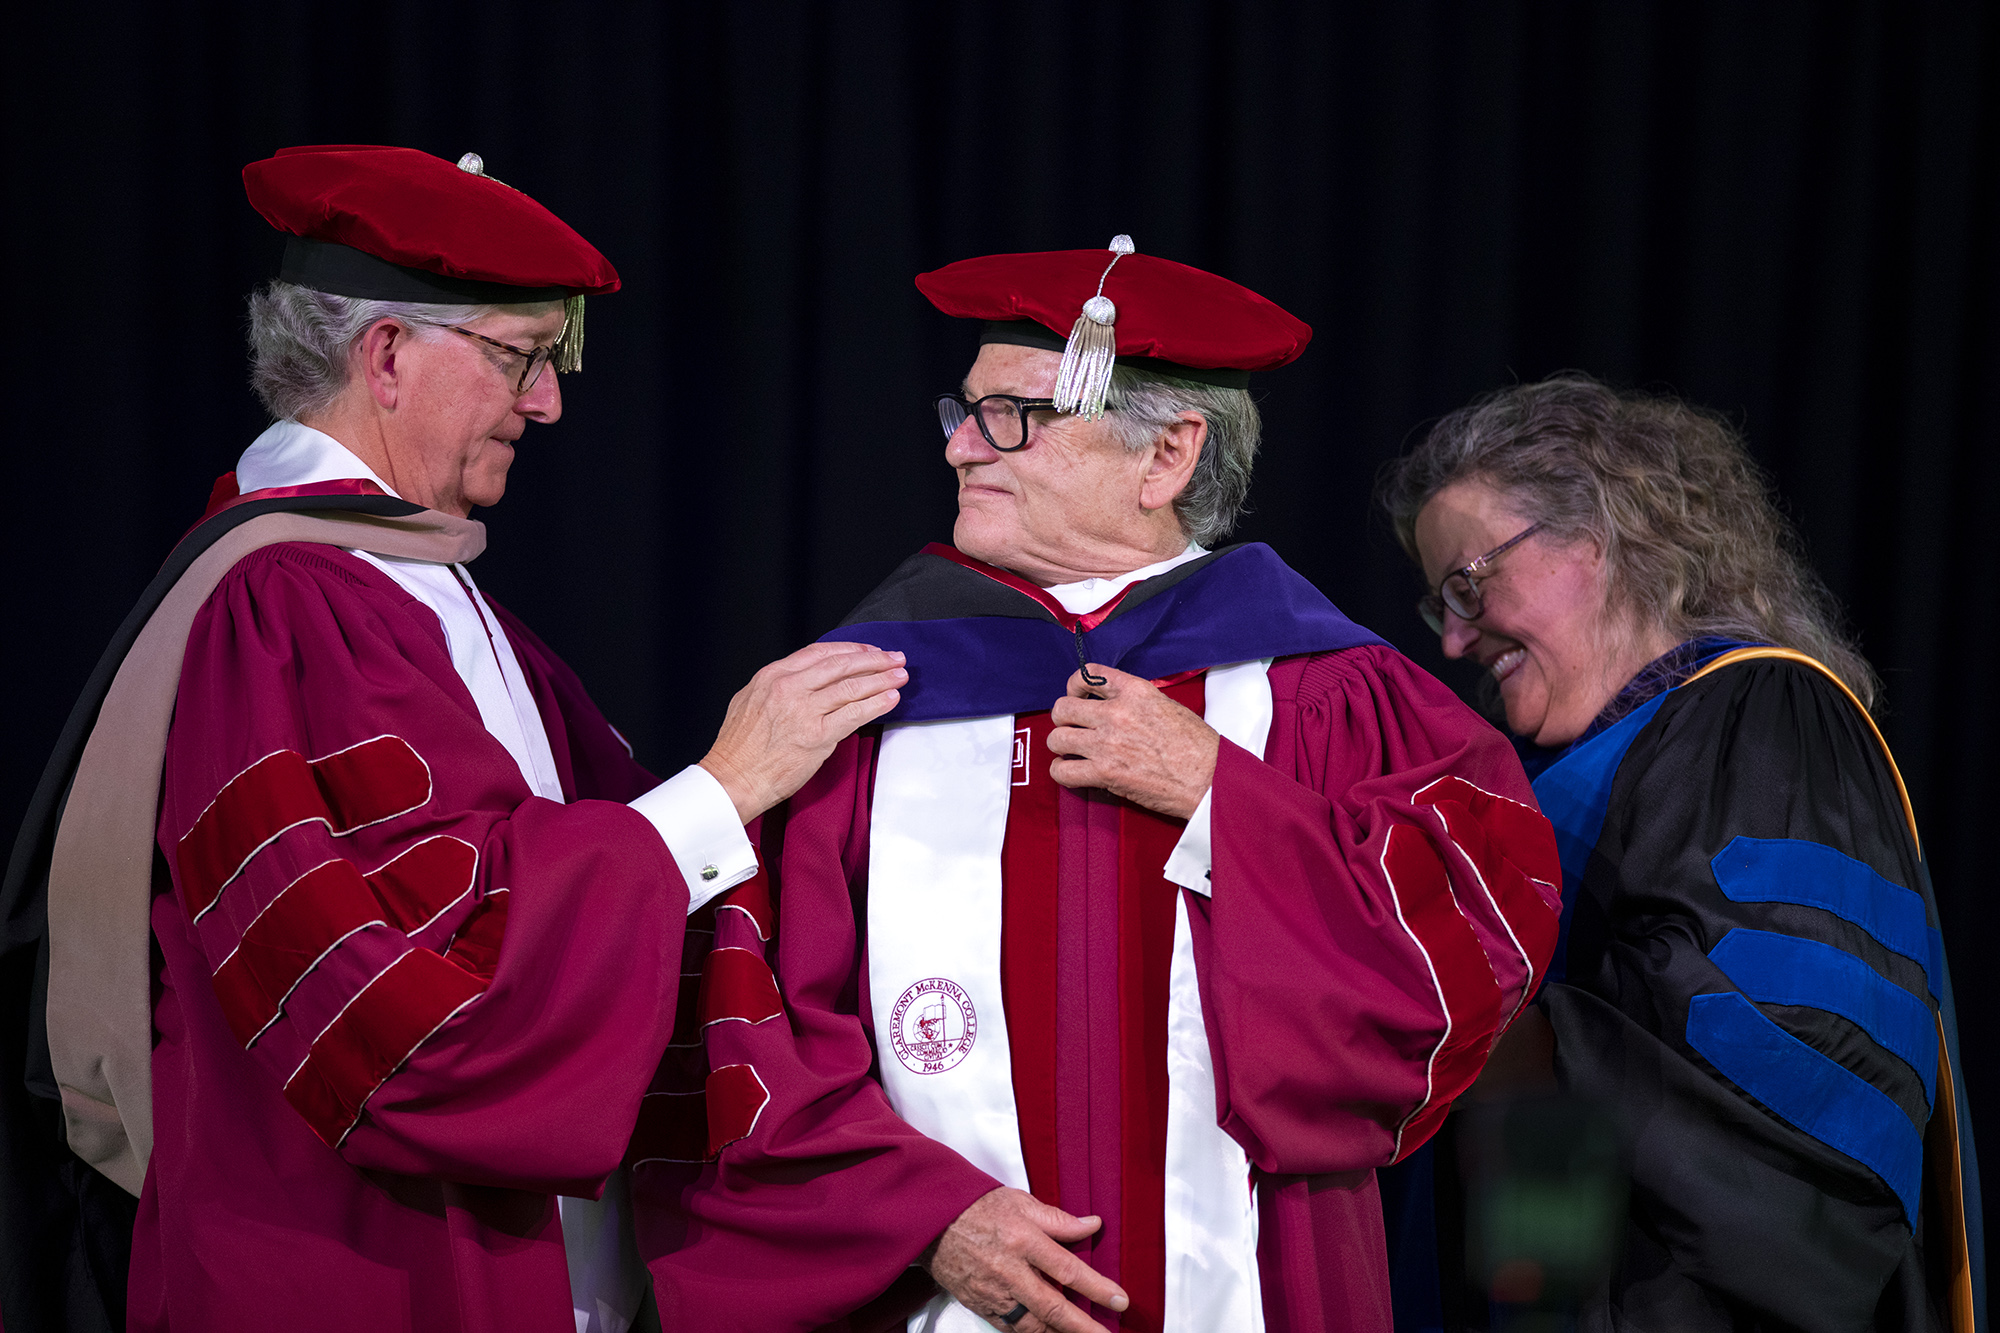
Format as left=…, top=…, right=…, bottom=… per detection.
left=875, top=662, right=1272, bottom=1333
left=868, top=716, right=1033, bottom=1190
left=1163, top=660, right=1269, bottom=1332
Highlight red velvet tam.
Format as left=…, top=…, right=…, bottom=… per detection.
left=243, top=144, right=620, bottom=304
left=915, top=242, right=1311, bottom=390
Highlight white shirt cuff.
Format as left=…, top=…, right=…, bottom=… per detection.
left=629, top=765, right=758, bottom=914
left=1162, top=786, right=1215, bottom=896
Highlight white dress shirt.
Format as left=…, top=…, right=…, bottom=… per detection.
left=1042, top=543, right=1209, bottom=615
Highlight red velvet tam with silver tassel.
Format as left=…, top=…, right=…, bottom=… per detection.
left=914, top=236, right=1313, bottom=415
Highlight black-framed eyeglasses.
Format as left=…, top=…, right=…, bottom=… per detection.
left=935, top=393, right=1066, bottom=452
left=446, top=325, right=558, bottom=393
left=1417, top=522, right=1545, bottom=634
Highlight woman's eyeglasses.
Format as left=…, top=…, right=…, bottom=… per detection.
left=1417, top=522, right=1545, bottom=634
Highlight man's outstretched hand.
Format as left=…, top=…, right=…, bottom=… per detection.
left=1047, top=666, right=1219, bottom=819
left=926, top=1188, right=1128, bottom=1332
left=699, top=641, right=905, bottom=823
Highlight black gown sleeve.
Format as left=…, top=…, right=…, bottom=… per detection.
left=1547, top=657, right=1947, bottom=1333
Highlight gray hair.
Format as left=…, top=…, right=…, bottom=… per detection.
left=1376, top=373, right=1880, bottom=710
left=246, top=280, right=557, bottom=422
left=1103, top=365, right=1261, bottom=547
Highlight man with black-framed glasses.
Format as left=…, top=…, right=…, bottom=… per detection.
left=654, top=241, right=1562, bottom=1333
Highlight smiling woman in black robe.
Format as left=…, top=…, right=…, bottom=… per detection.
left=1377, top=375, right=1982, bottom=1333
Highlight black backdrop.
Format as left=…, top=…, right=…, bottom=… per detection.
left=6, top=1, right=1998, bottom=1193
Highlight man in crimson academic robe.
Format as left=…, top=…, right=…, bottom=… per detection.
left=3, top=146, right=907, bottom=1333
left=640, top=243, right=1565, bottom=1332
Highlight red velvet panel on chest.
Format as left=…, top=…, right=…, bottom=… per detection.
left=1000, top=675, right=1203, bottom=1333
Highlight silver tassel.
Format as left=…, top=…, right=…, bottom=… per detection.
left=554, top=294, right=585, bottom=374
left=1053, top=235, right=1135, bottom=420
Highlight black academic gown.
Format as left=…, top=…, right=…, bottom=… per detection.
left=1537, top=650, right=1982, bottom=1332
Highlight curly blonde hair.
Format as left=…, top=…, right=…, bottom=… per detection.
left=1376, top=374, right=1879, bottom=710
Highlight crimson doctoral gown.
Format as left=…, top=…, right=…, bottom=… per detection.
left=635, top=545, right=1562, bottom=1333
left=134, top=533, right=694, bottom=1332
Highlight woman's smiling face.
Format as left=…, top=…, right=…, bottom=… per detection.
left=1413, top=478, right=1668, bottom=747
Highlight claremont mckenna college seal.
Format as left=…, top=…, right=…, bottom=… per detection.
left=889, top=977, right=978, bottom=1075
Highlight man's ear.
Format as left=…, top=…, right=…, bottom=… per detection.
left=356, top=319, right=409, bottom=410
left=1138, top=411, right=1206, bottom=513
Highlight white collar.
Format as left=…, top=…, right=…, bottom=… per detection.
left=1042, top=544, right=1208, bottom=615
left=235, top=419, right=402, bottom=498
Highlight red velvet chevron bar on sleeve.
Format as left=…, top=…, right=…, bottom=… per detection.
left=640, top=643, right=1559, bottom=1333
left=175, top=737, right=434, bottom=922
left=624, top=862, right=781, bottom=1182
left=204, top=836, right=479, bottom=1051
left=140, top=539, right=696, bottom=1329
left=1193, top=651, right=1562, bottom=1178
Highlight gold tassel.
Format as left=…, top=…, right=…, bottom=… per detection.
left=456, top=153, right=583, bottom=373
left=1052, top=235, right=1134, bottom=420
left=554, top=294, right=585, bottom=374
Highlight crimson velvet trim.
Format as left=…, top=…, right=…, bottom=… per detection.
left=704, top=1065, right=772, bottom=1159
left=697, top=948, right=783, bottom=1029
left=282, top=948, right=487, bottom=1147
left=645, top=730, right=1001, bottom=1329
left=176, top=737, right=432, bottom=921
left=211, top=859, right=382, bottom=1048
left=136, top=538, right=691, bottom=1332
left=623, top=873, right=783, bottom=1174
left=1417, top=776, right=1562, bottom=1021
left=365, top=836, right=481, bottom=934
left=442, top=889, right=508, bottom=982
left=614, top=1063, right=772, bottom=1167
left=1002, top=709, right=1062, bottom=1208
left=654, top=645, right=1560, bottom=1333
left=211, top=856, right=378, bottom=1040
left=1377, top=824, right=1504, bottom=1155
left=1192, top=651, right=1559, bottom=1179
left=1114, top=674, right=1204, bottom=1333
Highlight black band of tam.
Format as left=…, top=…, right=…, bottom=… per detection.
left=977, top=320, right=1253, bottom=390
left=278, top=236, right=572, bottom=304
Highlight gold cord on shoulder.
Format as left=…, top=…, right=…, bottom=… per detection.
left=1686, top=647, right=1978, bottom=1333
left=1684, top=647, right=1918, bottom=856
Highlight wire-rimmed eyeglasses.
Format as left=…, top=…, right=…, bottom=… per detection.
left=446, top=325, right=558, bottom=394
left=1417, top=522, right=1545, bottom=634
left=935, top=393, right=1068, bottom=452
